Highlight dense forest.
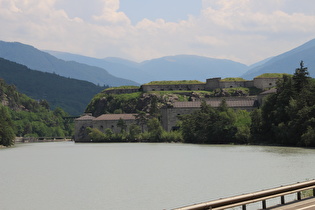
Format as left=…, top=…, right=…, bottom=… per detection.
left=0, top=58, right=106, bottom=115
left=0, top=79, right=73, bottom=146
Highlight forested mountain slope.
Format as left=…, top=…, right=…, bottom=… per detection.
left=0, top=58, right=105, bottom=115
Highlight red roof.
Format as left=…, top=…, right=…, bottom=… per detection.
left=75, top=114, right=95, bottom=121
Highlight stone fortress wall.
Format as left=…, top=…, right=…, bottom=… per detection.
left=75, top=77, right=280, bottom=141
left=104, top=77, right=280, bottom=94
left=141, top=83, right=206, bottom=92
left=102, top=88, right=139, bottom=95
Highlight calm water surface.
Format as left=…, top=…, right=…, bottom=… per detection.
left=1, top=142, right=315, bottom=210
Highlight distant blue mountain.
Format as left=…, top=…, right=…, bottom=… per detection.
left=242, top=39, right=315, bottom=79
left=0, top=41, right=138, bottom=87
left=138, top=55, right=248, bottom=82
left=46, top=51, right=153, bottom=84
left=47, top=51, right=249, bottom=83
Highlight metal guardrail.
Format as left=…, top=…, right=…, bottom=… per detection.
left=173, top=179, right=315, bottom=210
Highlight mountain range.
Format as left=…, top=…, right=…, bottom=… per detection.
left=0, top=41, right=138, bottom=87
left=47, top=51, right=249, bottom=84
left=48, top=38, right=315, bottom=82
left=1, top=39, right=315, bottom=88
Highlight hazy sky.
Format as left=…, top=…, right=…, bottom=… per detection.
left=1, top=0, right=315, bottom=65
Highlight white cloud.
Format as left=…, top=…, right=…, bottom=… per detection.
left=92, top=0, right=130, bottom=25
left=0, top=0, right=315, bottom=64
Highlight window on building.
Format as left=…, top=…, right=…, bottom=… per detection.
left=269, top=83, right=272, bottom=86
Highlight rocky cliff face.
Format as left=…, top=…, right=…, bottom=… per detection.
left=0, top=79, right=45, bottom=112
left=0, top=80, right=24, bottom=111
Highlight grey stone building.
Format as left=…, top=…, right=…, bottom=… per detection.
left=74, top=113, right=138, bottom=142
left=161, top=98, right=259, bottom=131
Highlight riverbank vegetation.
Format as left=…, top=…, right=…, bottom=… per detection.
left=0, top=79, right=73, bottom=146
left=87, top=119, right=183, bottom=143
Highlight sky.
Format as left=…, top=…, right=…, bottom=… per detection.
left=1, top=0, right=315, bottom=65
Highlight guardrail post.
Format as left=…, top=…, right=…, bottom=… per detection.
left=281, top=196, right=285, bottom=205
left=242, top=204, right=246, bottom=210
left=297, top=191, right=301, bottom=200
left=262, top=200, right=267, bottom=209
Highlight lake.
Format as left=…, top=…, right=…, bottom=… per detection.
left=1, top=142, right=315, bottom=210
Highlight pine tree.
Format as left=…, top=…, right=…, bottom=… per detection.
left=117, top=118, right=127, bottom=133
left=293, top=61, right=310, bottom=93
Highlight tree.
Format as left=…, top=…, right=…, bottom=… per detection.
left=293, top=60, right=310, bottom=93
left=149, top=95, right=159, bottom=118
left=104, top=128, right=114, bottom=140
left=180, top=102, right=237, bottom=144
left=0, top=105, right=15, bottom=146
left=147, top=118, right=163, bottom=142
left=301, top=126, right=315, bottom=147
left=128, top=124, right=141, bottom=140
left=117, top=118, right=127, bottom=133
left=218, top=99, right=228, bottom=112
left=250, top=109, right=263, bottom=142
left=39, top=100, right=50, bottom=110
left=87, top=127, right=106, bottom=141
left=135, top=111, right=148, bottom=132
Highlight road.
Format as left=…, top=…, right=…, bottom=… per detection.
left=267, top=197, right=315, bottom=210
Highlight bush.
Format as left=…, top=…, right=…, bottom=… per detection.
left=87, top=127, right=106, bottom=142
left=161, top=131, right=183, bottom=142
